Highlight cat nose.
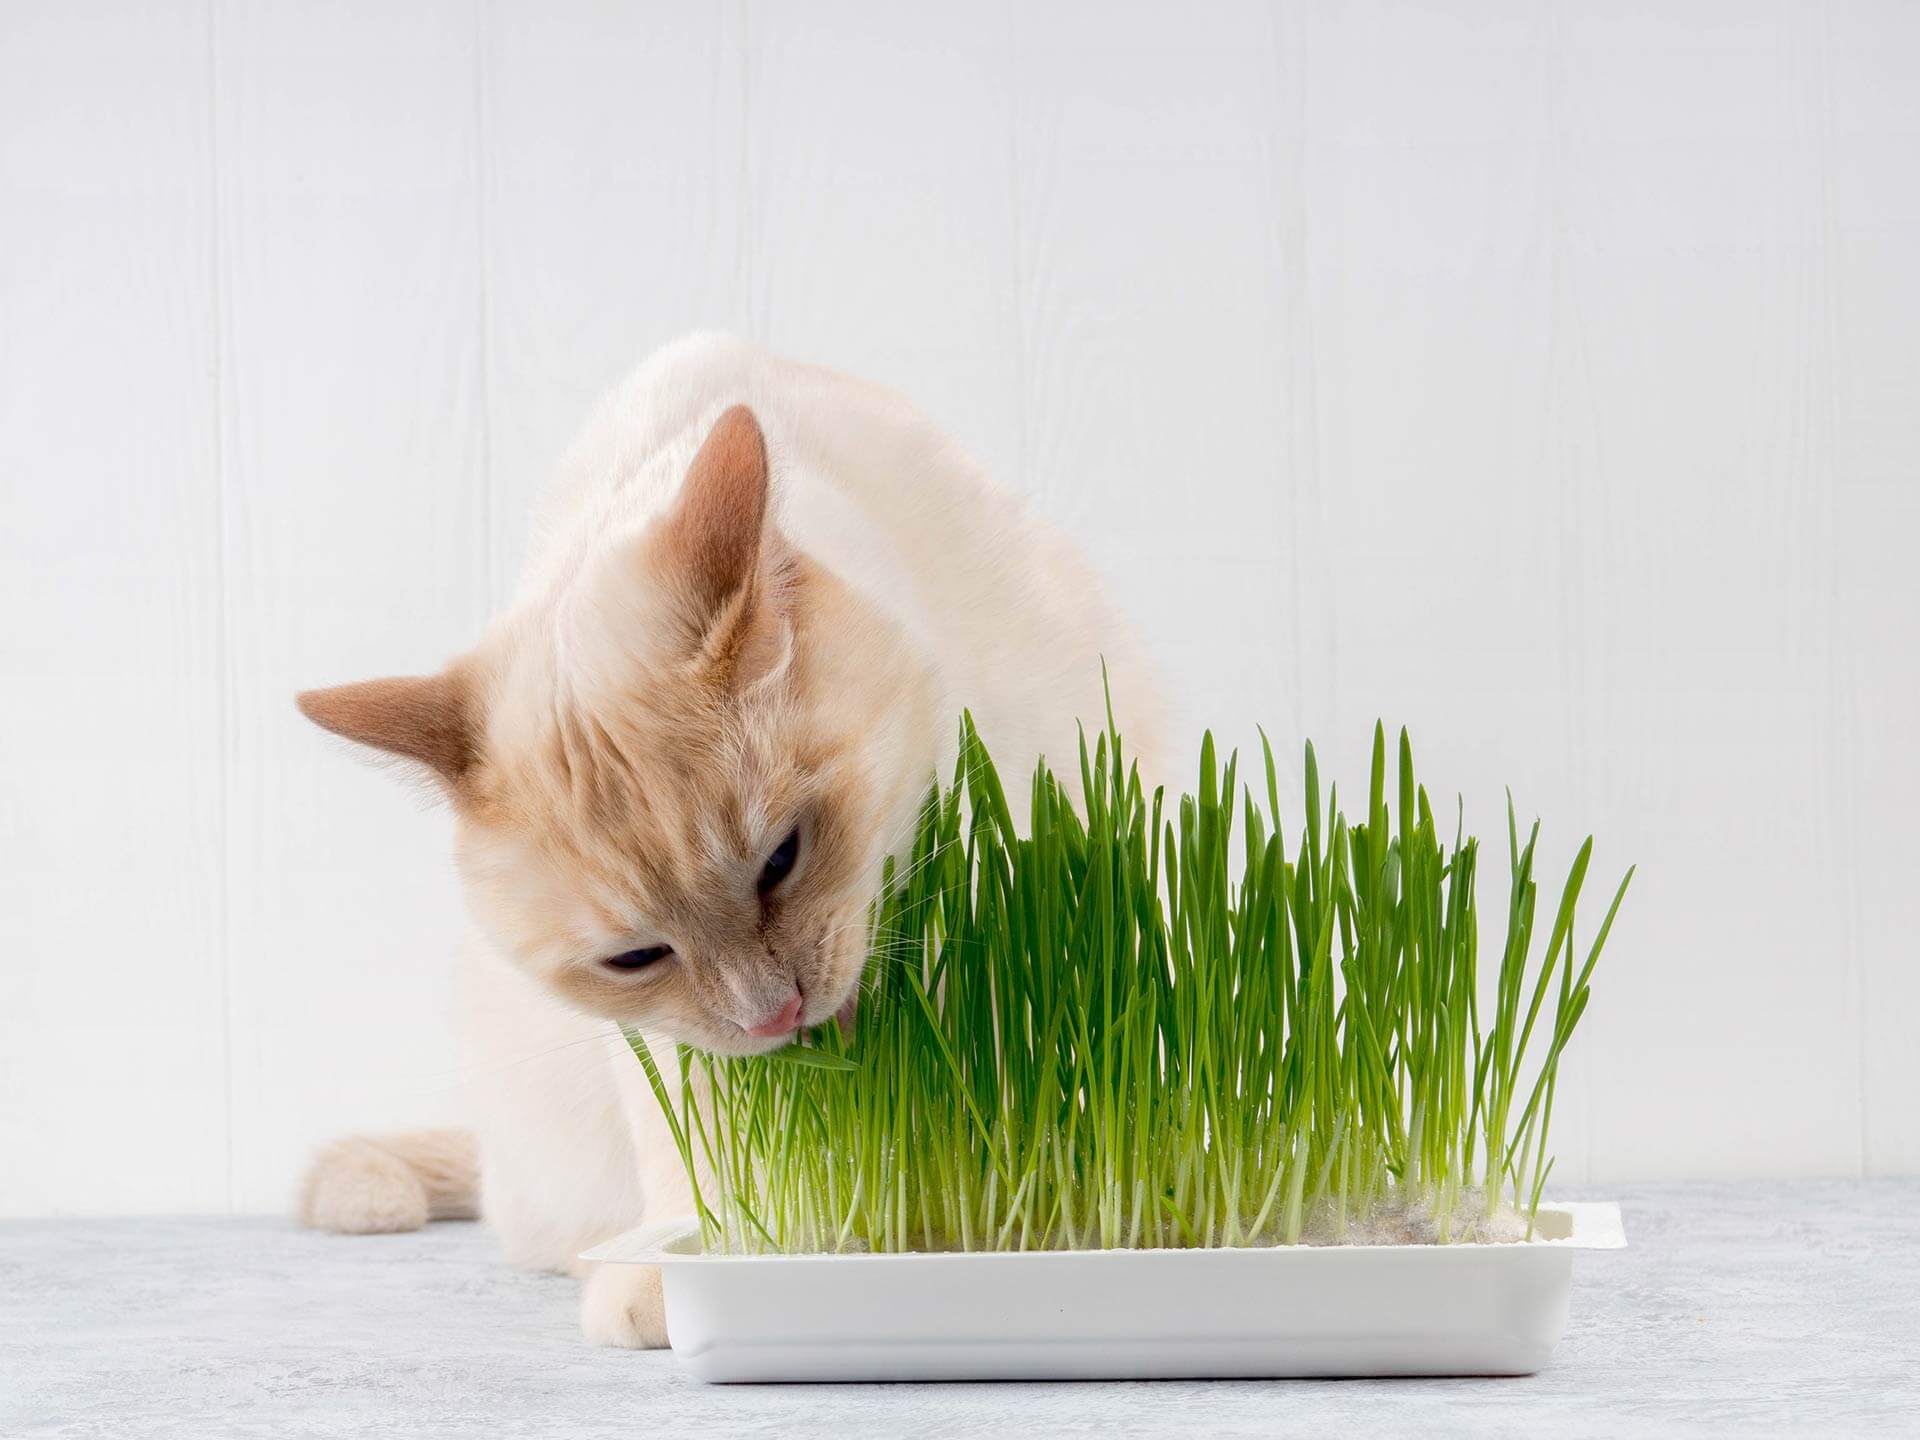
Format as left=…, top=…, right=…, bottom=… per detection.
left=745, top=990, right=803, bottom=1038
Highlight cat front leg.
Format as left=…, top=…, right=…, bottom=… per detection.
left=580, top=1261, right=668, bottom=1348
left=578, top=1029, right=710, bottom=1348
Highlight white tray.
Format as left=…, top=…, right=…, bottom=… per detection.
left=583, top=1201, right=1625, bottom=1382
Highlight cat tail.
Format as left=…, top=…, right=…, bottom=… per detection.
left=296, top=1128, right=480, bottom=1234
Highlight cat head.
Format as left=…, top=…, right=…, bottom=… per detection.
left=298, top=406, right=936, bottom=1054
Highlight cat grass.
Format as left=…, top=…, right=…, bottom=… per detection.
left=626, top=711, right=1632, bottom=1254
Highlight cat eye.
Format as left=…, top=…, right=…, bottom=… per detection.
left=758, top=827, right=801, bottom=896
left=604, top=944, right=672, bottom=972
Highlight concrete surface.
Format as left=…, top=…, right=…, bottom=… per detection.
left=3, top=1180, right=1915, bottom=1437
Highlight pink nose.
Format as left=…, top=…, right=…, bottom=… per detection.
left=746, top=992, right=804, bottom=1038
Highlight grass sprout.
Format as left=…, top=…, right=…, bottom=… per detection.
left=627, top=712, right=1632, bottom=1253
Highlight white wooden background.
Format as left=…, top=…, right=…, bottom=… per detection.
left=2, top=1, right=1915, bottom=1216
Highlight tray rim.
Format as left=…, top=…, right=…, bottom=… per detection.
left=582, top=1198, right=1624, bottom=1265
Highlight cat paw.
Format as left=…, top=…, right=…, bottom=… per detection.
left=296, top=1136, right=429, bottom=1234
left=580, top=1262, right=669, bottom=1349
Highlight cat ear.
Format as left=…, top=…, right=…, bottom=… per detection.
left=660, top=405, right=771, bottom=616
left=296, top=668, right=478, bottom=788
left=655, top=404, right=790, bottom=683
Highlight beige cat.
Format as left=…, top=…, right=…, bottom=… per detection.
left=295, top=334, right=1167, bottom=1346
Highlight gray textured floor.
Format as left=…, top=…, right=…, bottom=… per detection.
left=3, top=1179, right=1915, bottom=1438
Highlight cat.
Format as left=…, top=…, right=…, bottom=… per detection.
left=294, top=333, right=1168, bottom=1346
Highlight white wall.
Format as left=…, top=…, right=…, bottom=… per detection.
left=2, top=0, right=1915, bottom=1215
